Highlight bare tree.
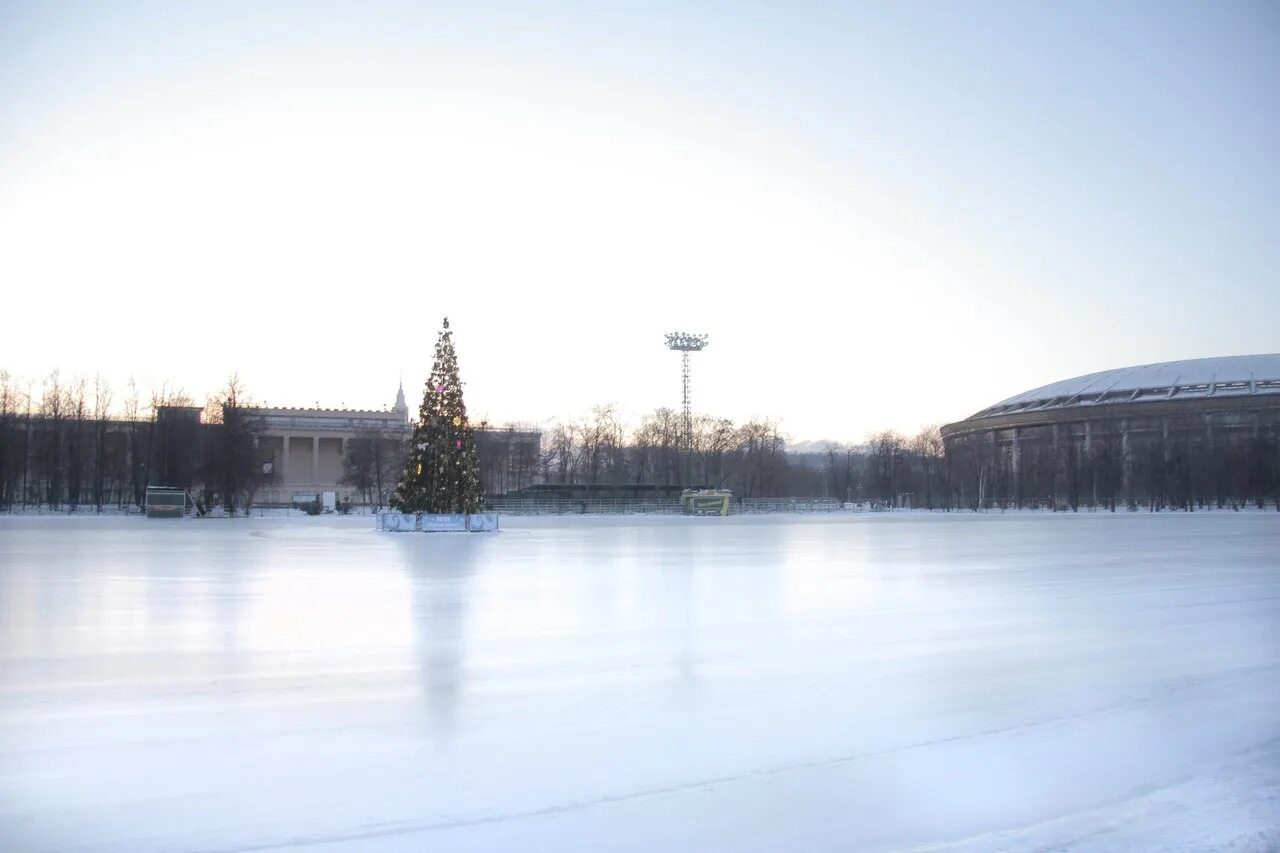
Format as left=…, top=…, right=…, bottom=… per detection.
left=693, top=415, right=736, bottom=488
left=204, top=374, right=264, bottom=514
left=911, top=425, right=945, bottom=509
left=0, top=372, right=27, bottom=509
left=123, top=378, right=145, bottom=508
left=341, top=425, right=403, bottom=509
left=146, top=382, right=198, bottom=493
left=576, top=404, right=624, bottom=490
left=37, top=371, right=66, bottom=507
left=543, top=421, right=576, bottom=485
left=91, top=376, right=113, bottom=510
left=825, top=442, right=857, bottom=505
left=633, top=408, right=681, bottom=486
left=736, top=418, right=786, bottom=498
left=866, top=430, right=908, bottom=505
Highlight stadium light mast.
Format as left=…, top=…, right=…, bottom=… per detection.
left=664, top=331, right=709, bottom=485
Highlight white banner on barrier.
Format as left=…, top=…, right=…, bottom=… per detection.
left=466, top=513, right=500, bottom=531
left=378, top=513, right=419, bottom=532
left=377, top=512, right=500, bottom=532
left=420, top=514, right=468, bottom=532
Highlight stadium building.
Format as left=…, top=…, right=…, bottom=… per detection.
left=941, top=355, right=1280, bottom=510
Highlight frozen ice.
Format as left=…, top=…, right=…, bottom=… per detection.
left=1, top=512, right=1277, bottom=851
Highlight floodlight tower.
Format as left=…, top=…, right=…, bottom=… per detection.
left=665, top=331, right=709, bottom=484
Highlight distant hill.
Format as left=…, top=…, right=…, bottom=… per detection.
left=785, top=440, right=843, bottom=455
left=785, top=440, right=869, bottom=455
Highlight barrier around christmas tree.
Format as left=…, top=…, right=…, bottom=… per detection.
left=376, top=512, right=499, bottom=533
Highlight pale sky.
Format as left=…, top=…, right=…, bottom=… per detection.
left=2, top=1, right=1277, bottom=441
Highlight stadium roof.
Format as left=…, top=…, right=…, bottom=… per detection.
left=969, top=354, right=1280, bottom=420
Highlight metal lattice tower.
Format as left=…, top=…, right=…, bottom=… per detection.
left=665, top=332, right=709, bottom=481
left=680, top=351, right=691, bottom=443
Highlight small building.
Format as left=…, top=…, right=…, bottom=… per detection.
left=682, top=489, right=732, bottom=516
left=145, top=486, right=187, bottom=519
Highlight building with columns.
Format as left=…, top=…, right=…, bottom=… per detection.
left=942, top=355, right=1280, bottom=510
left=250, top=384, right=410, bottom=505
left=250, top=383, right=542, bottom=505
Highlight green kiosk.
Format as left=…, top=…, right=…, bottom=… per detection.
left=145, top=486, right=187, bottom=519
left=681, top=489, right=732, bottom=516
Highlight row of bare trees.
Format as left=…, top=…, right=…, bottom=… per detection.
left=528, top=407, right=956, bottom=502
left=855, top=427, right=949, bottom=507
left=534, top=405, right=798, bottom=497
left=0, top=370, right=266, bottom=513
left=1, top=370, right=189, bottom=510
left=335, top=405, right=796, bottom=504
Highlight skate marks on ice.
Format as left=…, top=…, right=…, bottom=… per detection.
left=906, top=738, right=1280, bottom=853
left=177, top=661, right=1280, bottom=853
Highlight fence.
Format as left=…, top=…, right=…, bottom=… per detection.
left=735, top=498, right=843, bottom=513
left=485, top=497, right=844, bottom=516
left=486, top=498, right=683, bottom=515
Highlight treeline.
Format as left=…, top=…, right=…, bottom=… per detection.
left=343, top=402, right=957, bottom=505
left=0, top=371, right=264, bottom=512
left=533, top=405, right=798, bottom=497
left=854, top=427, right=948, bottom=507
left=527, top=405, right=951, bottom=505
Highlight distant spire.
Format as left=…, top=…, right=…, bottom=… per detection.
left=393, top=377, right=408, bottom=423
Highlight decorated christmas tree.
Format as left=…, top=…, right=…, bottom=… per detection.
left=391, top=318, right=485, bottom=514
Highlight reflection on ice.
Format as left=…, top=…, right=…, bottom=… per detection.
left=0, top=512, right=1277, bottom=851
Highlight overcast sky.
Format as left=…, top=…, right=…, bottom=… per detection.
left=2, top=1, right=1277, bottom=440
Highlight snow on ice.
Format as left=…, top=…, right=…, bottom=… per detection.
left=0, top=512, right=1277, bottom=851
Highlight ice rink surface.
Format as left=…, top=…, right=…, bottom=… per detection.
left=1, top=511, right=1277, bottom=852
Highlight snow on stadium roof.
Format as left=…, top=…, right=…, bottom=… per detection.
left=969, top=354, right=1280, bottom=420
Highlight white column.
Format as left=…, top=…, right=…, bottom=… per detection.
left=1121, top=419, right=1131, bottom=498
left=340, top=437, right=349, bottom=499
left=311, top=436, right=320, bottom=486
left=281, top=436, right=290, bottom=485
